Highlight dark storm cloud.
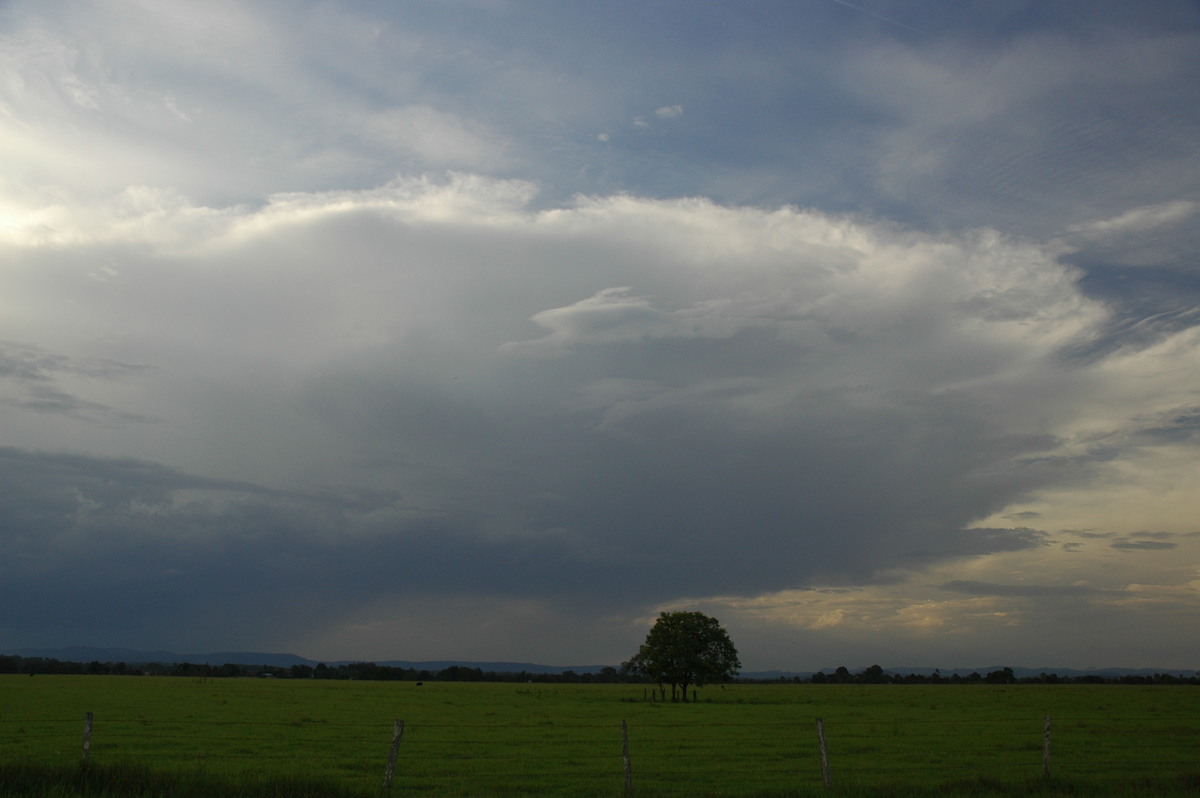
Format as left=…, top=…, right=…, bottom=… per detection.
left=0, top=446, right=277, bottom=516
left=0, top=444, right=714, bottom=645
left=0, top=447, right=449, bottom=643
left=0, top=416, right=1073, bottom=649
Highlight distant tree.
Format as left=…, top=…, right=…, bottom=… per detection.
left=622, top=611, right=740, bottom=702
left=986, top=667, right=1015, bottom=684
left=859, top=664, right=888, bottom=684
left=438, top=665, right=484, bottom=682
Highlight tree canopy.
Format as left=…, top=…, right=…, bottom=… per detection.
left=622, top=611, right=741, bottom=702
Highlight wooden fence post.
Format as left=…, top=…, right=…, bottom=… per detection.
left=815, top=717, right=830, bottom=789
left=621, top=719, right=633, bottom=797
left=81, top=712, right=93, bottom=765
left=1042, top=714, right=1052, bottom=778
left=383, top=719, right=404, bottom=792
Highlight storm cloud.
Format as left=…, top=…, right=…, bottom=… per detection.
left=2, top=0, right=1199, bottom=669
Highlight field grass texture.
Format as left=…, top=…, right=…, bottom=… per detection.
left=1, top=676, right=1198, bottom=797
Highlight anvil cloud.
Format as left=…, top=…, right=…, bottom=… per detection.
left=2, top=0, right=1199, bottom=670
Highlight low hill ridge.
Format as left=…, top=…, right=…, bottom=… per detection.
left=3, top=646, right=605, bottom=674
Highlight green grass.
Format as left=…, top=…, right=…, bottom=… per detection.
left=0, top=761, right=365, bottom=798
left=1, top=677, right=1198, bottom=796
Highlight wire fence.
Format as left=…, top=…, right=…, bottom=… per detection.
left=2, top=710, right=1198, bottom=795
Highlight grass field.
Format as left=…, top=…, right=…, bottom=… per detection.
left=1, top=676, right=1198, bottom=796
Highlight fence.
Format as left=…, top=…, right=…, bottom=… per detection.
left=4, top=710, right=1198, bottom=795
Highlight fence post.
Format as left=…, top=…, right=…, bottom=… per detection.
left=81, top=712, right=93, bottom=765
left=815, top=717, right=830, bottom=789
left=383, top=719, right=404, bottom=792
left=1042, top=714, right=1052, bottom=778
left=621, top=719, right=633, bottom=797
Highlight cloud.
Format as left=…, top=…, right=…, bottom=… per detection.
left=827, top=0, right=923, bottom=36
left=937, top=580, right=1107, bottom=598
left=362, top=105, right=506, bottom=168
left=1112, top=540, right=1178, bottom=551
left=8, top=174, right=1192, bottom=660
left=0, top=342, right=154, bottom=424
left=839, top=28, right=1200, bottom=239
left=3, top=386, right=153, bottom=425
left=0, top=446, right=374, bottom=647
left=2, top=0, right=1199, bottom=669
left=935, top=528, right=1050, bottom=556
left=503, top=287, right=671, bottom=355
left=1066, top=200, right=1199, bottom=242
left=1051, top=200, right=1200, bottom=276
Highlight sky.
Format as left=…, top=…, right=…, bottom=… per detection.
left=2, top=0, right=1199, bottom=672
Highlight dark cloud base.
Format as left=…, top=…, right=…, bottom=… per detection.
left=0, top=406, right=1067, bottom=651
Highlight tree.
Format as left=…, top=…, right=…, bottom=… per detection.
left=622, top=611, right=740, bottom=702
left=859, top=664, right=888, bottom=684
left=986, top=667, right=1015, bottom=684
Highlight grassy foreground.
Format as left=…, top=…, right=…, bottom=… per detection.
left=1, top=676, right=1198, bottom=796
left=0, top=761, right=364, bottom=798
left=2, top=762, right=1199, bottom=798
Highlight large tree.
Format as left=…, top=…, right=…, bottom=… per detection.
left=622, top=611, right=741, bottom=702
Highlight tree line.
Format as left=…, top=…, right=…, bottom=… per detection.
left=751, top=664, right=1200, bottom=685
left=2, top=655, right=1195, bottom=686
left=0, top=655, right=624, bottom=683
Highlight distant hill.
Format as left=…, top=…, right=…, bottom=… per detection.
left=373, top=660, right=608, bottom=674
left=5, top=647, right=314, bottom=669
left=1, top=647, right=606, bottom=674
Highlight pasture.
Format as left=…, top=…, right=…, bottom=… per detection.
left=1, top=675, right=1198, bottom=796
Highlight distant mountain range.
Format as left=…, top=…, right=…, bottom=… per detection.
left=3, top=647, right=1195, bottom=680
left=2, top=646, right=607, bottom=674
